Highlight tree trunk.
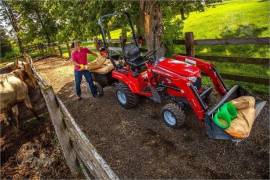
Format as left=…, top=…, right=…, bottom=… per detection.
left=2, top=0, right=24, bottom=54
left=121, top=27, right=127, bottom=39
left=34, top=7, right=51, bottom=45
left=136, top=11, right=144, bottom=36
left=180, top=8, right=185, bottom=20
left=140, top=0, right=165, bottom=59
left=66, top=41, right=71, bottom=58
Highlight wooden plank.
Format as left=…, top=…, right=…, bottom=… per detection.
left=220, top=73, right=269, bottom=85
left=173, top=37, right=270, bottom=45
left=195, top=37, right=270, bottom=45
left=173, top=39, right=185, bottom=44
left=57, top=97, right=119, bottom=180
left=195, top=55, right=270, bottom=66
left=77, top=156, right=94, bottom=180
left=64, top=124, right=98, bottom=179
left=39, top=86, right=79, bottom=175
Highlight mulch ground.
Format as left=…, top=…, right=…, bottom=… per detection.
left=0, top=115, right=74, bottom=179
left=34, top=57, right=269, bottom=179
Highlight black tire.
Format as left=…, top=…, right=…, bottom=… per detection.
left=161, top=103, right=186, bottom=128
left=92, top=73, right=109, bottom=87
left=115, top=82, right=138, bottom=109
left=94, top=81, right=104, bottom=97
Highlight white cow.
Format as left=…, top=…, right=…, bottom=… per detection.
left=0, top=62, right=39, bottom=129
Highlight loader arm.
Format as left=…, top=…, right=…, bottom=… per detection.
left=173, top=55, right=227, bottom=95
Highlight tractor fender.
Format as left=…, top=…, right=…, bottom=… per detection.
left=112, top=71, right=141, bottom=93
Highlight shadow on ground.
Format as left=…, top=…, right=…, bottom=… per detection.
left=56, top=80, right=269, bottom=179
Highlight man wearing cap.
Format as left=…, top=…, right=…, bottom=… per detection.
left=71, top=41, right=98, bottom=99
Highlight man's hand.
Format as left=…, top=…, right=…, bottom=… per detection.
left=79, top=64, right=88, bottom=70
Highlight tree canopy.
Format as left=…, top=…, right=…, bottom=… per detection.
left=0, top=0, right=219, bottom=56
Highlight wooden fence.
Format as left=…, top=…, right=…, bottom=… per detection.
left=174, top=32, right=270, bottom=85
left=18, top=32, right=270, bottom=86
left=24, top=54, right=119, bottom=180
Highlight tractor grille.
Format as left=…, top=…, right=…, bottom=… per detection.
left=193, top=78, right=202, bottom=90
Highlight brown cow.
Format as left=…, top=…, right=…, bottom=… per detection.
left=0, top=62, right=39, bottom=129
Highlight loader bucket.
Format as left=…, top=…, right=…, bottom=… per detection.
left=205, top=85, right=266, bottom=141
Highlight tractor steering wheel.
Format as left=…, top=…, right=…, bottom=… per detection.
left=142, top=47, right=161, bottom=63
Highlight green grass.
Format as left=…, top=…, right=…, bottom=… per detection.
left=183, top=0, right=270, bottom=39
left=202, top=76, right=269, bottom=94
left=179, top=0, right=270, bottom=94
left=97, top=28, right=132, bottom=39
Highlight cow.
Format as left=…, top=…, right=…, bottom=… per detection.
left=0, top=61, right=39, bottom=129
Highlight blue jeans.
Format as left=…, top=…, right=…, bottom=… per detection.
left=74, top=70, right=97, bottom=97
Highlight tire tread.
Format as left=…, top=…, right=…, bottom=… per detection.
left=116, top=82, right=138, bottom=108
left=162, top=103, right=185, bottom=128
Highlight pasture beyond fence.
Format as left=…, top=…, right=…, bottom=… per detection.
left=24, top=54, right=119, bottom=180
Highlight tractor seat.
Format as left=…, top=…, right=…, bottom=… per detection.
left=123, top=44, right=145, bottom=68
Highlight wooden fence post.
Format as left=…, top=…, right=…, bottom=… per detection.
left=40, top=86, right=80, bottom=176
left=185, top=32, right=195, bottom=57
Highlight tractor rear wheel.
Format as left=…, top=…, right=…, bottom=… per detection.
left=161, top=103, right=185, bottom=128
left=94, top=81, right=104, bottom=97
left=116, top=82, right=138, bottom=109
left=92, top=73, right=109, bottom=87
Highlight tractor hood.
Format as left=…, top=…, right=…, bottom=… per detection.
left=156, top=57, right=201, bottom=77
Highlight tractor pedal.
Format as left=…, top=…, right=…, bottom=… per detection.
left=149, top=86, right=161, bottom=103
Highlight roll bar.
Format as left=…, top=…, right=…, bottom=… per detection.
left=97, top=12, right=138, bottom=52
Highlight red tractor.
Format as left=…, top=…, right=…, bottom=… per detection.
left=95, top=12, right=266, bottom=141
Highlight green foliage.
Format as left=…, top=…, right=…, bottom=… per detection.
left=0, top=26, right=12, bottom=57
left=161, top=6, right=183, bottom=54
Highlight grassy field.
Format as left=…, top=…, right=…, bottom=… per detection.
left=176, top=0, right=270, bottom=93
left=183, top=0, right=269, bottom=38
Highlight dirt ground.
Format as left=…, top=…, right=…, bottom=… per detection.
left=0, top=115, right=74, bottom=179
left=35, top=57, right=269, bottom=179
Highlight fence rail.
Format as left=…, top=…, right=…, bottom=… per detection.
left=174, top=32, right=270, bottom=85
left=194, top=55, right=269, bottom=66
left=25, top=54, right=118, bottom=180
left=174, top=37, right=270, bottom=45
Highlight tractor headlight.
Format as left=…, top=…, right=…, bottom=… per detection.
left=188, top=76, right=197, bottom=83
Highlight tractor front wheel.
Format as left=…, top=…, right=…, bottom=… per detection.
left=161, top=103, right=186, bottom=128
left=116, top=82, right=138, bottom=109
